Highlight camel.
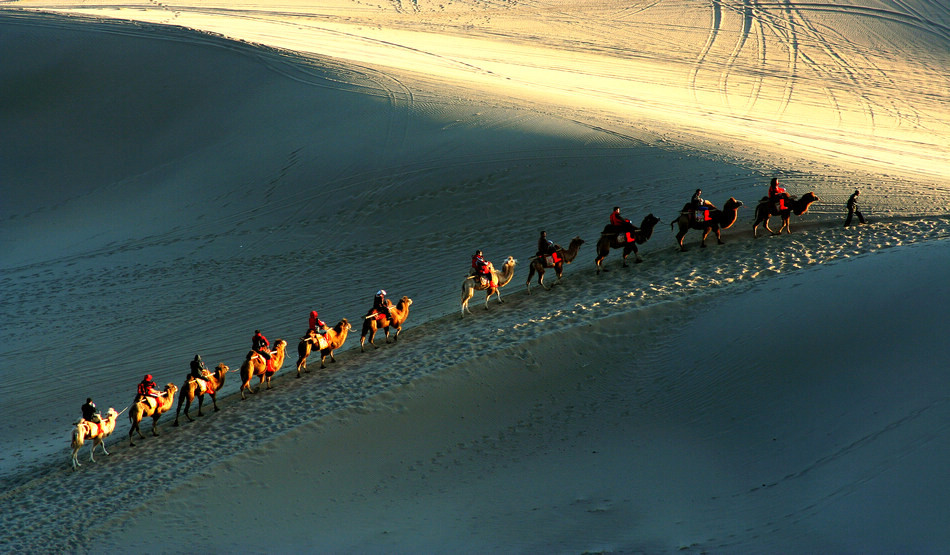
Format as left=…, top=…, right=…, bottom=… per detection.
left=239, top=339, right=287, bottom=399
left=361, top=296, right=413, bottom=351
left=128, top=384, right=178, bottom=446
left=525, top=236, right=585, bottom=293
left=672, top=197, right=744, bottom=250
left=320, top=319, right=352, bottom=369
left=70, top=407, right=119, bottom=469
left=296, top=332, right=320, bottom=377
left=174, top=363, right=229, bottom=426
left=752, top=191, right=820, bottom=237
left=460, top=256, right=518, bottom=317
left=594, top=214, right=661, bottom=274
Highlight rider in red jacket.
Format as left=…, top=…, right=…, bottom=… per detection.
left=768, top=177, right=790, bottom=210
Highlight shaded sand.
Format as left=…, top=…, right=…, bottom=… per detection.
left=10, top=238, right=942, bottom=553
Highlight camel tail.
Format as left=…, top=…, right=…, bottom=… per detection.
left=71, top=426, right=84, bottom=451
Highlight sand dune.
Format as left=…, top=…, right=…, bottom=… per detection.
left=1, top=0, right=949, bottom=551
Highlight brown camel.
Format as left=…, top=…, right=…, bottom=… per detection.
left=174, top=363, right=229, bottom=425
left=460, top=256, right=518, bottom=317
left=70, top=407, right=119, bottom=469
left=128, top=384, right=178, bottom=446
left=752, top=191, right=820, bottom=237
left=526, top=236, right=585, bottom=293
left=672, top=197, right=744, bottom=250
left=240, top=339, right=287, bottom=399
left=594, top=214, right=661, bottom=274
left=296, top=331, right=321, bottom=377
left=320, top=319, right=352, bottom=369
left=361, top=296, right=413, bottom=351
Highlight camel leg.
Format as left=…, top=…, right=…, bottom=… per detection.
left=461, top=286, right=474, bottom=318
left=595, top=245, right=610, bottom=274
left=129, top=424, right=144, bottom=446
left=151, top=417, right=161, bottom=437
left=89, top=442, right=97, bottom=463
left=71, top=449, right=80, bottom=468
left=174, top=398, right=190, bottom=426
left=210, top=393, right=220, bottom=412
left=384, top=327, right=392, bottom=344
left=393, top=326, right=401, bottom=343
left=196, top=394, right=205, bottom=417
left=368, top=329, right=378, bottom=349
left=624, top=245, right=643, bottom=264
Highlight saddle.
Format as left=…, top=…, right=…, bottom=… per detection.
left=80, top=419, right=103, bottom=437
left=190, top=372, right=215, bottom=395
left=760, top=195, right=793, bottom=214
left=250, top=351, right=275, bottom=373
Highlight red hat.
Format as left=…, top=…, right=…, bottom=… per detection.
left=310, top=310, right=318, bottom=317
left=144, top=374, right=153, bottom=381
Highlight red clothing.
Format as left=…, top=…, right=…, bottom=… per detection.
left=138, top=380, right=158, bottom=397
left=609, top=210, right=624, bottom=227
left=309, top=311, right=325, bottom=331
left=472, top=254, right=488, bottom=272
left=252, top=332, right=269, bottom=351
left=769, top=182, right=787, bottom=197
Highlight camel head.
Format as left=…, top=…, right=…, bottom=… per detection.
left=399, top=296, right=412, bottom=308
left=106, top=408, right=118, bottom=419
left=165, top=383, right=178, bottom=394
left=570, top=236, right=585, bottom=248
left=725, top=198, right=744, bottom=210
left=337, top=319, right=351, bottom=332
left=215, top=363, right=229, bottom=376
left=796, top=192, right=819, bottom=215
left=637, top=214, right=661, bottom=243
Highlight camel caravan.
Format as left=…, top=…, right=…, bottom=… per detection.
left=68, top=178, right=821, bottom=468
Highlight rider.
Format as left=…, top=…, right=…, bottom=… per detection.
left=471, top=250, right=492, bottom=284
left=252, top=330, right=271, bottom=361
left=190, top=354, right=211, bottom=389
left=81, top=397, right=103, bottom=435
left=768, top=177, right=790, bottom=212
left=137, top=374, right=162, bottom=405
left=537, top=230, right=559, bottom=265
left=309, top=310, right=329, bottom=334
left=608, top=206, right=638, bottom=236
left=372, top=289, right=394, bottom=320
left=690, top=189, right=715, bottom=222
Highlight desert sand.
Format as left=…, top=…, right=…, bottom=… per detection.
left=1, top=0, right=949, bottom=551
